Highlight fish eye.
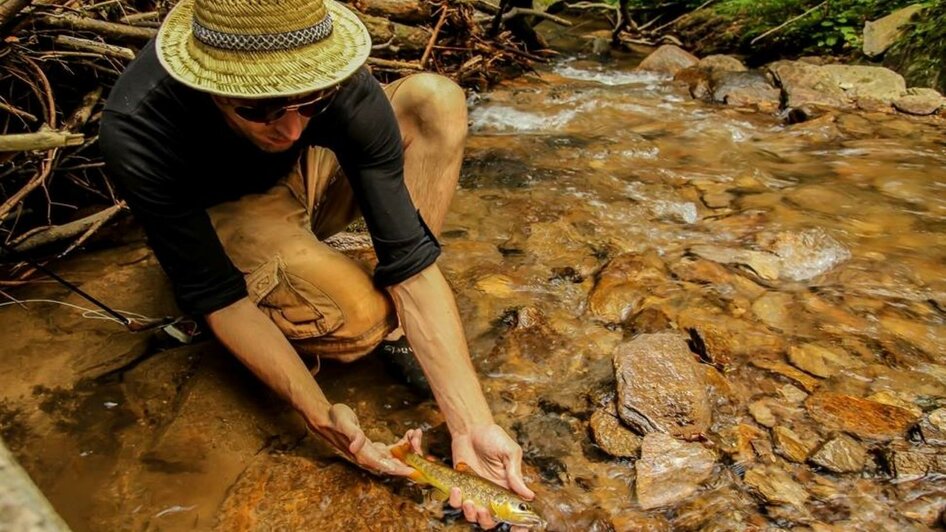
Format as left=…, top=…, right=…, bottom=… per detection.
left=518, top=503, right=530, bottom=511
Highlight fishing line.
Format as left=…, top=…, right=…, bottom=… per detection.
left=0, top=298, right=152, bottom=326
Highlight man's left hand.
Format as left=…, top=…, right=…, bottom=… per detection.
left=449, top=423, right=535, bottom=531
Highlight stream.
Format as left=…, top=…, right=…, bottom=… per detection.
left=1, top=51, right=945, bottom=531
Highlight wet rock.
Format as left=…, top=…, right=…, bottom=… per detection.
left=215, top=456, right=428, bottom=530
left=613, top=333, right=711, bottom=439
left=918, top=415, right=946, bottom=446
left=689, top=244, right=780, bottom=281
left=623, top=307, right=673, bottom=336
left=590, top=409, right=642, bottom=458
left=927, top=408, right=946, bottom=433
left=822, top=65, right=906, bottom=107
left=515, top=413, right=581, bottom=459
left=611, top=513, right=672, bottom=532
left=718, top=423, right=769, bottom=465
left=749, top=400, right=776, bottom=428
left=711, top=71, right=781, bottom=112
left=635, top=433, right=715, bottom=510
left=805, top=392, right=920, bottom=441
left=898, top=491, right=946, bottom=527
left=893, top=87, right=946, bottom=115
left=751, top=292, right=794, bottom=331
left=636, top=44, right=699, bottom=76
left=744, top=465, right=809, bottom=508
left=766, top=61, right=849, bottom=109
left=773, top=426, right=816, bottom=463
left=670, top=256, right=766, bottom=300
left=887, top=449, right=937, bottom=480
left=487, top=306, right=568, bottom=367
left=865, top=391, right=922, bottom=418
left=778, top=384, right=809, bottom=404
left=788, top=343, right=862, bottom=378
left=588, top=252, right=668, bottom=323
left=122, top=344, right=204, bottom=428
left=673, top=486, right=760, bottom=531
left=677, top=308, right=783, bottom=366
left=879, top=314, right=946, bottom=357
left=751, top=359, right=820, bottom=392
left=863, top=4, right=926, bottom=57
left=757, top=228, right=851, bottom=281
left=701, top=191, right=735, bottom=209
left=809, top=434, right=867, bottom=473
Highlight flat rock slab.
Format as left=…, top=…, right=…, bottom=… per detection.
left=215, top=455, right=429, bottom=530
left=788, top=343, right=862, bottom=378
left=590, top=409, right=641, bottom=458
left=635, top=433, right=715, bottom=510
left=613, top=332, right=711, bottom=439
left=805, top=392, right=919, bottom=441
left=809, top=434, right=867, bottom=473
left=744, top=465, right=809, bottom=508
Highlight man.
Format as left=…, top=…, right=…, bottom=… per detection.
left=99, top=0, right=533, bottom=528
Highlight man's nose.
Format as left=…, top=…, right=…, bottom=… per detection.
left=272, top=111, right=305, bottom=140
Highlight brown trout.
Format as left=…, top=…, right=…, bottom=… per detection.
left=392, top=442, right=545, bottom=528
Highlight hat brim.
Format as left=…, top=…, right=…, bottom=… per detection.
left=157, top=0, right=371, bottom=99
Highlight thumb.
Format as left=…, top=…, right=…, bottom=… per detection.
left=348, top=430, right=367, bottom=455
left=504, top=455, right=534, bottom=500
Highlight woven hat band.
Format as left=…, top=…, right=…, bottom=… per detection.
left=191, top=13, right=334, bottom=52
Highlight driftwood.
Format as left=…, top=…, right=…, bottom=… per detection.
left=12, top=202, right=126, bottom=253
left=54, top=35, right=136, bottom=61
left=352, top=0, right=431, bottom=24
left=357, top=12, right=431, bottom=54
left=40, top=14, right=158, bottom=42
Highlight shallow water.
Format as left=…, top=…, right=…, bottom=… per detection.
left=2, top=55, right=946, bottom=530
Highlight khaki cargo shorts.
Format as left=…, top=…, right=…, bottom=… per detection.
left=207, top=78, right=410, bottom=360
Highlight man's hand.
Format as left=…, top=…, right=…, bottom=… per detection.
left=311, top=403, right=422, bottom=477
left=449, top=423, right=535, bottom=530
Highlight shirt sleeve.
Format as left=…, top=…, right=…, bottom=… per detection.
left=100, top=111, right=248, bottom=316
left=324, top=69, right=441, bottom=287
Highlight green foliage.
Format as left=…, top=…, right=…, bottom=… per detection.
left=885, top=0, right=946, bottom=92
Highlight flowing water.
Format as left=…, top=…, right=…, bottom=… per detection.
left=1, top=53, right=945, bottom=530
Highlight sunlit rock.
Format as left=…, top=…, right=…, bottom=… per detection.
left=698, top=54, right=747, bottom=72
left=613, top=333, right=711, bottom=439
left=751, top=292, right=794, bottom=331
left=899, top=491, right=946, bottom=527
left=863, top=4, right=926, bottom=58
left=885, top=448, right=938, bottom=480
left=773, top=426, right=816, bottom=463
left=805, top=392, right=920, bottom=441
left=748, top=400, right=776, bottom=428
left=588, top=252, right=668, bottom=323
left=744, top=465, right=809, bottom=508
left=215, top=456, right=428, bottom=530
left=635, top=433, right=715, bottom=510
left=865, top=390, right=923, bottom=418
left=878, top=314, right=946, bottom=357
left=701, top=191, right=735, bottom=209
left=823, top=65, right=907, bottom=106
left=590, top=409, right=641, bottom=458
left=673, top=486, right=760, bottom=531
left=636, top=44, right=699, bottom=76
left=809, top=434, right=867, bottom=473
left=777, top=384, right=809, bottom=404
left=711, top=71, right=781, bottom=112
left=751, top=358, right=820, bottom=392
left=788, top=343, right=862, bottom=378
left=766, top=61, right=849, bottom=109
left=893, top=87, right=946, bottom=115
left=757, top=229, right=851, bottom=281
left=717, top=423, right=768, bottom=466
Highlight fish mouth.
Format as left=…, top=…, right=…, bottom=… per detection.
left=506, top=515, right=547, bottom=528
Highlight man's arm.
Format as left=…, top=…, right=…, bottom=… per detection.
left=205, top=296, right=415, bottom=476
left=388, top=263, right=535, bottom=529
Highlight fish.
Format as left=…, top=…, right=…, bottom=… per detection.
left=391, top=442, right=545, bottom=529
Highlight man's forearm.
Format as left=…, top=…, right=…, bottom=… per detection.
left=205, top=297, right=332, bottom=429
left=388, top=264, right=493, bottom=436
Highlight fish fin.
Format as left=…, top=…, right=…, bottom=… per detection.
left=407, top=468, right=427, bottom=484
left=430, top=489, right=450, bottom=503
left=454, top=462, right=473, bottom=473
left=391, top=440, right=412, bottom=462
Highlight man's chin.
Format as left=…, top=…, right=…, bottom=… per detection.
left=255, top=139, right=295, bottom=153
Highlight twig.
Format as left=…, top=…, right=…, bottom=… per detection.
left=11, top=202, right=125, bottom=253
left=503, top=7, right=572, bottom=26
left=652, top=0, right=716, bottom=33
left=420, top=6, right=450, bottom=68
left=53, top=35, right=136, bottom=61
left=0, top=152, right=56, bottom=221
left=119, top=11, right=159, bottom=25
left=565, top=2, right=616, bottom=11
left=750, top=1, right=827, bottom=45
left=57, top=202, right=126, bottom=257
left=0, top=130, right=85, bottom=152
left=0, top=101, right=38, bottom=123
left=366, top=57, right=424, bottom=70
left=40, top=13, right=158, bottom=41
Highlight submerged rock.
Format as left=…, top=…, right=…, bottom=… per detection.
left=805, top=392, right=920, bottom=441
left=689, top=244, right=781, bottom=281
left=788, top=343, right=862, bottom=378
left=635, top=433, right=715, bottom=510
left=744, top=465, right=809, bottom=508
left=809, top=434, right=867, bottom=473
left=215, top=456, right=428, bottom=530
left=757, top=229, right=851, bottom=281
left=751, top=358, right=820, bottom=392
left=590, top=409, right=642, bottom=458
left=588, top=252, right=668, bottom=323
left=613, top=332, right=711, bottom=439
left=773, top=426, right=816, bottom=463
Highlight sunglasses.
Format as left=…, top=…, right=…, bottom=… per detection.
left=231, top=85, right=340, bottom=123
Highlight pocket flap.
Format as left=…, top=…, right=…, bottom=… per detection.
left=245, top=257, right=282, bottom=304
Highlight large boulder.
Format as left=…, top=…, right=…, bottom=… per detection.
left=863, top=4, right=926, bottom=58
left=613, top=332, right=711, bottom=439
left=637, top=44, right=699, bottom=76
left=822, top=64, right=907, bottom=107
left=766, top=60, right=849, bottom=109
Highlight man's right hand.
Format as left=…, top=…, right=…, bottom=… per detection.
left=311, top=403, right=422, bottom=477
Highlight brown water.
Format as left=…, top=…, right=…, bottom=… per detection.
left=1, top=55, right=945, bottom=530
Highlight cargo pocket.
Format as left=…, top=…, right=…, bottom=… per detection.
left=245, top=257, right=342, bottom=340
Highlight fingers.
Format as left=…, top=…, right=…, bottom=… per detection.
left=347, top=430, right=366, bottom=455
left=408, top=428, right=423, bottom=454
left=503, top=453, right=535, bottom=500
left=449, top=487, right=462, bottom=508
left=452, top=489, right=496, bottom=530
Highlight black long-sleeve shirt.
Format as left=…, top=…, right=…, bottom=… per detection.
left=100, top=41, right=440, bottom=316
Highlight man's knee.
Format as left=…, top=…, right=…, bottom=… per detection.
left=393, top=73, right=467, bottom=146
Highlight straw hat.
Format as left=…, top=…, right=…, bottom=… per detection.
left=157, top=0, right=371, bottom=99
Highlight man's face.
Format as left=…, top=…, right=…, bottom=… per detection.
left=212, top=87, right=338, bottom=153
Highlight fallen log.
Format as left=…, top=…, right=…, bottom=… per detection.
left=53, top=35, right=136, bottom=61
left=11, top=202, right=126, bottom=253
left=356, top=12, right=431, bottom=54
